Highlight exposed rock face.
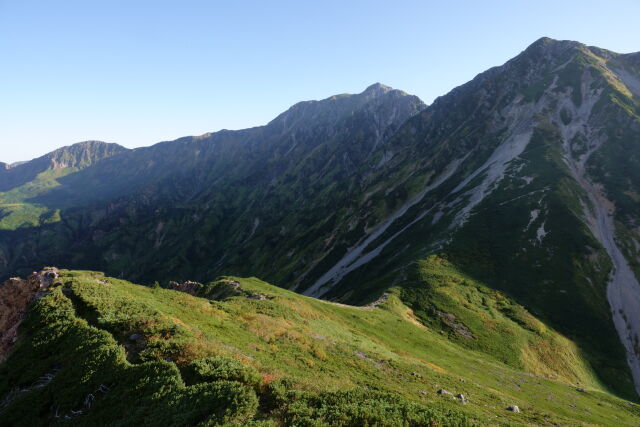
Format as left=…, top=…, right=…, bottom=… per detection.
left=166, top=278, right=271, bottom=301
left=436, top=311, right=474, bottom=340
left=0, top=267, right=58, bottom=360
left=166, top=280, right=209, bottom=296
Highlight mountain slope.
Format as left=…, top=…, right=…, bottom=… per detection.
left=0, top=141, right=127, bottom=230
left=1, top=269, right=639, bottom=426
left=0, top=141, right=127, bottom=192
left=297, top=38, right=640, bottom=398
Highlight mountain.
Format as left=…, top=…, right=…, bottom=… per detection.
left=306, top=37, right=640, bottom=397
left=1, top=37, right=640, bottom=422
left=0, top=141, right=127, bottom=192
left=0, top=84, right=426, bottom=282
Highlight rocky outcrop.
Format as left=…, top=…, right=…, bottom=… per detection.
left=166, top=280, right=210, bottom=296
left=437, top=311, right=474, bottom=340
left=0, top=267, right=58, bottom=360
left=167, top=278, right=271, bottom=301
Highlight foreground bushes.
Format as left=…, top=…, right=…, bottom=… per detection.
left=267, top=382, right=473, bottom=427
left=0, top=289, right=258, bottom=426
left=181, top=356, right=262, bottom=389
left=0, top=280, right=472, bottom=426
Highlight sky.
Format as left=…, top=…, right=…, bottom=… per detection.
left=1, top=1, right=639, bottom=163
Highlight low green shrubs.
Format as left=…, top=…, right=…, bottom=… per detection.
left=0, top=280, right=471, bottom=426
left=181, top=356, right=262, bottom=389
left=269, top=385, right=474, bottom=427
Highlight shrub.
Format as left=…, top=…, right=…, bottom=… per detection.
left=276, top=388, right=473, bottom=427
left=181, top=356, right=262, bottom=389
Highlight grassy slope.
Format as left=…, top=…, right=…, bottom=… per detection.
left=0, top=169, right=72, bottom=230
left=402, top=256, right=603, bottom=388
left=1, top=270, right=639, bottom=426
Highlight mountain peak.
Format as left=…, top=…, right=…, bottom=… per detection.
left=52, top=140, right=123, bottom=151
left=522, top=36, right=584, bottom=59
left=268, top=83, right=424, bottom=132
left=529, top=36, right=558, bottom=47
left=46, top=141, right=127, bottom=169
left=363, top=82, right=393, bottom=96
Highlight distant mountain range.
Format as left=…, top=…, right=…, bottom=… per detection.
left=2, top=37, right=640, bottom=420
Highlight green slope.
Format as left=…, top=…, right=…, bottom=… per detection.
left=0, top=141, right=127, bottom=230
left=1, top=269, right=638, bottom=426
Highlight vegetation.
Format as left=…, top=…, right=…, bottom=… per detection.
left=1, top=270, right=638, bottom=425
left=0, top=169, right=70, bottom=230
left=403, top=256, right=602, bottom=387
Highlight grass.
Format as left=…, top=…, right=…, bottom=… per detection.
left=0, top=169, right=72, bottom=230
left=403, top=256, right=603, bottom=389
left=1, top=269, right=639, bottom=425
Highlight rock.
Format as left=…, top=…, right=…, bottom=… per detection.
left=0, top=268, right=59, bottom=361
left=436, top=310, right=474, bottom=339
left=437, top=389, right=454, bottom=398
left=167, top=280, right=203, bottom=296
left=419, top=391, right=428, bottom=395
left=456, top=393, right=468, bottom=404
left=576, top=387, right=585, bottom=393
left=507, top=405, right=521, bottom=413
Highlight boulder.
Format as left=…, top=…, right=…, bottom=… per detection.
left=437, top=389, right=454, bottom=398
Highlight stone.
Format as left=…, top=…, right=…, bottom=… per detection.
left=437, top=389, right=454, bottom=398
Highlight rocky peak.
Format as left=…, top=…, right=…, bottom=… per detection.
left=362, top=82, right=393, bottom=97
left=267, top=83, right=425, bottom=134
left=0, top=141, right=128, bottom=192
left=521, top=37, right=589, bottom=61
left=46, top=141, right=127, bottom=170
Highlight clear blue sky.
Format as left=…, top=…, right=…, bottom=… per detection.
left=1, top=0, right=639, bottom=163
